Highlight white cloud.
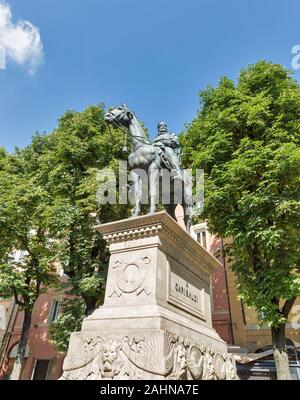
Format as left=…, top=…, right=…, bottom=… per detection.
left=0, top=1, right=44, bottom=74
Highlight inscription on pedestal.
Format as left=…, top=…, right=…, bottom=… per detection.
left=168, top=271, right=205, bottom=319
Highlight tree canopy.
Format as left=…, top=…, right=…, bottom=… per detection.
left=39, top=104, right=130, bottom=348
left=181, top=61, right=300, bottom=379
left=0, top=144, right=59, bottom=308
left=0, top=104, right=130, bottom=359
left=0, top=141, right=59, bottom=379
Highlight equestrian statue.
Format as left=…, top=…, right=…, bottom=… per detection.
left=104, top=104, right=192, bottom=230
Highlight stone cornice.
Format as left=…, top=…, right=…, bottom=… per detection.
left=95, top=212, right=221, bottom=275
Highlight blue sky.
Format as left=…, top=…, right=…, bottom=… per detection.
left=1, top=0, right=300, bottom=152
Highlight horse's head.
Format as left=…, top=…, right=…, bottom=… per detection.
left=105, top=103, right=134, bottom=128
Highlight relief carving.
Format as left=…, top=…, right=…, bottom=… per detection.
left=168, top=342, right=187, bottom=380
left=117, top=264, right=144, bottom=294
left=202, top=346, right=215, bottom=380
left=225, top=354, right=237, bottom=380
left=99, top=338, right=122, bottom=378
left=61, top=332, right=238, bottom=381
left=213, top=353, right=227, bottom=380
left=186, top=345, right=204, bottom=379
left=122, top=331, right=176, bottom=376
left=108, top=256, right=151, bottom=297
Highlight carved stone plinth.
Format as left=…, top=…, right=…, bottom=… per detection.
left=61, top=212, right=237, bottom=380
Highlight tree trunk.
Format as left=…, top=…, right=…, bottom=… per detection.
left=272, top=324, right=292, bottom=380
left=10, top=309, right=32, bottom=380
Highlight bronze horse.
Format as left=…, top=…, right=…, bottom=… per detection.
left=105, top=104, right=192, bottom=230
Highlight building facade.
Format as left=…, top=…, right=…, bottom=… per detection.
left=226, top=260, right=300, bottom=352
left=0, top=292, right=64, bottom=380
left=190, top=222, right=300, bottom=379
left=190, top=222, right=234, bottom=345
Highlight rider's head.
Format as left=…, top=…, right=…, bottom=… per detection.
left=157, top=121, right=168, bottom=134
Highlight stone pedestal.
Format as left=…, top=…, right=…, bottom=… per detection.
left=61, top=212, right=237, bottom=380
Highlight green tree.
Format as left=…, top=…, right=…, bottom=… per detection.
left=49, top=297, right=85, bottom=353
left=0, top=144, right=59, bottom=380
left=0, top=103, right=130, bottom=374
left=37, top=104, right=129, bottom=350
left=181, top=61, right=300, bottom=380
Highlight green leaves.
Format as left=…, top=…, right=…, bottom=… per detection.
left=182, top=60, right=300, bottom=329
left=49, top=297, right=85, bottom=353
left=0, top=144, right=59, bottom=311
left=77, top=273, right=106, bottom=299
left=0, top=103, right=130, bottom=351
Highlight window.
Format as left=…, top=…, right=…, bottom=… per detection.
left=192, top=222, right=209, bottom=250
left=49, top=300, right=60, bottom=323
left=32, top=360, right=50, bottom=380
left=196, top=230, right=207, bottom=249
